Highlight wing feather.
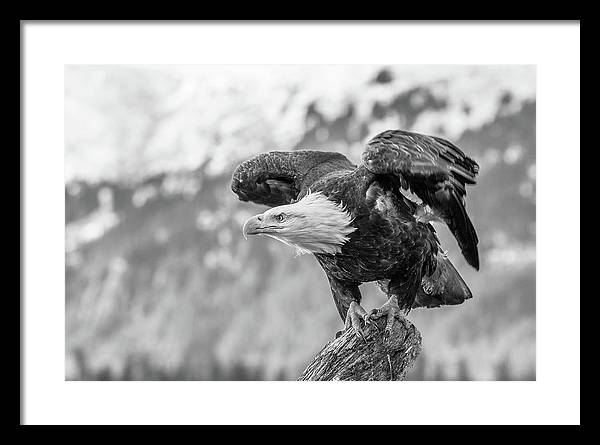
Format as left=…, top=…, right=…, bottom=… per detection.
left=231, top=150, right=355, bottom=207
left=363, top=130, right=480, bottom=269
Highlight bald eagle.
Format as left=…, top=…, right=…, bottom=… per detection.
left=231, top=129, right=479, bottom=338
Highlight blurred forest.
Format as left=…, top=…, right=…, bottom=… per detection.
left=65, top=65, right=536, bottom=381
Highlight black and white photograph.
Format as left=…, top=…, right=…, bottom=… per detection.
left=65, top=64, right=536, bottom=382
left=21, top=22, right=580, bottom=425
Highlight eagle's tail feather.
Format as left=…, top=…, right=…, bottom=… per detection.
left=413, top=255, right=473, bottom=309
left=445, top=189, right=480, bottom=270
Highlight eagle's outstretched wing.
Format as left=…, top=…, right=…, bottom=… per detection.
left=362, top=130, right=480, bottom=269
left=231, top=150, right=355, bottom=207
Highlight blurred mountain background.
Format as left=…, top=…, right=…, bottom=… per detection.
left=65, top=65, right=536, bottom=381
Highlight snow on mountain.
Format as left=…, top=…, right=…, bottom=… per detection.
left=65, top=64, right=535, bottom=183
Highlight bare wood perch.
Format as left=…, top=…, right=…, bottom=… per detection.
left=298, top=315, right=422, bottom=381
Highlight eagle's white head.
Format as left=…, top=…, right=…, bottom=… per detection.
left=242, top=191, right=356, bottom=255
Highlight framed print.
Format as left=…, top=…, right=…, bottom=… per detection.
left=21, top=21, right=580, bottom=425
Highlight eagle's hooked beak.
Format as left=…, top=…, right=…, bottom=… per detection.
left=242, top=214, right=265, bottom=239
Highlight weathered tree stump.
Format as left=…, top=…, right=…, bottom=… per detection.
left=298, top=315, right=422, bottom=381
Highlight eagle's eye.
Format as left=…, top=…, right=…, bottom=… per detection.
left=274, top=213, right=285, bottom=222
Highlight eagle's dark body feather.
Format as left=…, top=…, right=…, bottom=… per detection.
left=231, top=130, right=479, bottom=321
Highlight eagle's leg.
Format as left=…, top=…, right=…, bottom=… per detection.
left=365, top=295, right=400, bottom=341
left=339, top=301, right=369, bottom=341
left=327, top=277, right=373, bottom=341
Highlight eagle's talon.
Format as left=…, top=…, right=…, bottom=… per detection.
left=369, top=295, right=401, bottom=342
left=356, top=329, right=367, bottom=343
left=367, top=307, right=386, bottom=320
left=344, top=301, right=369, bottom=341
left=363, top=314, right=381, bottom=332
left=352, top=322, right=368, bottom=342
